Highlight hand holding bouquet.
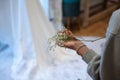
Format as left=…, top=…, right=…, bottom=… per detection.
left=48, top=29, right=82, bottom=51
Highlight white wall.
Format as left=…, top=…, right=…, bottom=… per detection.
left=0, top=0, right=13, bottom=45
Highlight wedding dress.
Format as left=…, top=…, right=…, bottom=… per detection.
left=10, top=0, right=90, bottom=80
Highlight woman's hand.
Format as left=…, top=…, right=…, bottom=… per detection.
left=57, top=29, right=89, bottom=56
left=57, top=29, right=83, bottom=51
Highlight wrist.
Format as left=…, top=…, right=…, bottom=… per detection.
left=77, top=45, right=89, bottom=56
left=74, top=41, right=89, bottom=56
left=74, top=41, right=83, bottom=50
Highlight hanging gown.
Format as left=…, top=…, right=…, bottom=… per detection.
left=10, top=0, right=90, bottom=80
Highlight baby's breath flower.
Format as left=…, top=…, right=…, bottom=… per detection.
left=48, top=30, right=75, bottom=51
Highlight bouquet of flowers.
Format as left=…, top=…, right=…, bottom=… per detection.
left=48, top=29, right=76, bottom=51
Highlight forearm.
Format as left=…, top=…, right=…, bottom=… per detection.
left=74, top=41, right=99, bottom=63
left=74, top=41, right=89, bottom=56
left=74, top=42, right=101, bottom=79
left=76, top=45, right=89, bottom=57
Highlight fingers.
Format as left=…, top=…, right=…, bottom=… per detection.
left=56, top=40, right=70, bottom=48
left=56, top=41, right=65, bottom=47
left=58, top=29, right=74, bottom=37
left=56, top=40, right=73, bottom=49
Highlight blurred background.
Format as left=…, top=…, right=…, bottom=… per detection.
left=0, top=0, right=120, bottom=80
left=41, top=0, right=120, bottom=37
